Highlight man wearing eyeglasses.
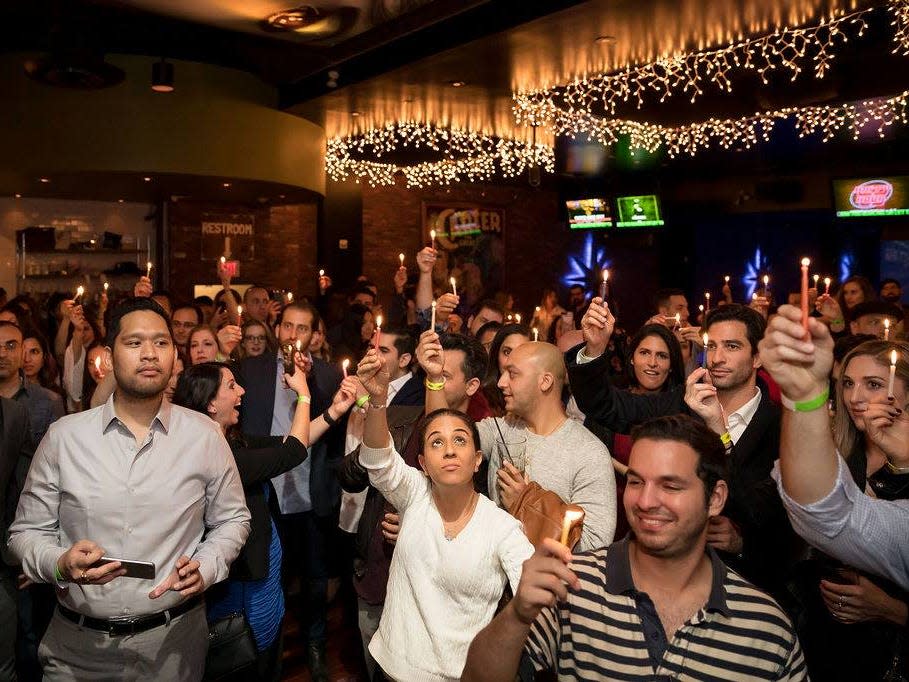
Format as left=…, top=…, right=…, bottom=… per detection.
left=0, top=321, right=64, bottom=449
left=170, top=305, right=203, bottom=354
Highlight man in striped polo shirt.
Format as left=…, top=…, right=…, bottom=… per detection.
left=463, top=415, right=807, bottom=681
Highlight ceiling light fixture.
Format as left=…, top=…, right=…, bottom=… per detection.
left=351, top=111, right=361, bottom=117
left=326, top=121, right=554, bottom=188
left=14, top=193, right=21, bottom=199
left=263, top=6, right=322, bottom=31
left=222, top=182, right=231, bottom=188
left=449, top=80, right=466, bottom=88
left=39, top=177, right=50, bottom=183
left=143, top=176, right=152, bottom=182
left=151, top=58, right=174, bottom=93
left=594, top=35, right=617, bottom=44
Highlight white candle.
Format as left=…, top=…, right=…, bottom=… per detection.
left=430, top=229, right=436, bottom=250
left=702, top=333, right=709, bottom=369
left=704, top=292, right=711, bottom=313
left=763, top=275, right=770, bottom=295
left=888, top=349, right=898, bottom=399
left=800, top=258, right=810, bottom=333
left=560, top=508, right=584, bottom=546
left=533, top=328, right=539, bottom=342
left=342, top=358, right=350, bottom=377
left=450, top=276, right=457, bottom=297
left=74, top=285, right=84, bottom=304
left=430, top=300, right=437, bottom=329
left=236, top=305, right=243, bottom=324
left=146, top=261, right=153, bottom=278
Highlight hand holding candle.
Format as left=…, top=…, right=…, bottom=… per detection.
left=559, top=507, right=585, bottom=546
left=800, top=258, right=810, bottom=334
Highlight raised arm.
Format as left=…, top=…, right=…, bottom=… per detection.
left=414, top=247, right=437, bottom=314
left=416, top=328, right=447, bottom=414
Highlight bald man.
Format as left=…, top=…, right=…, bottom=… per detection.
left=428, top=341, right=616, bottom=550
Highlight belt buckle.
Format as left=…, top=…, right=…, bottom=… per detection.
left=108, top=617, right=139, bottom=637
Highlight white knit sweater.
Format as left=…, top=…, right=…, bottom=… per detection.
left=359, top=439, right=534, bottom=682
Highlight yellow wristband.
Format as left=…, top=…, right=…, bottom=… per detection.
left=425, top=378, right=445, bottom=391
left=720, top=432, right=732, bottom=446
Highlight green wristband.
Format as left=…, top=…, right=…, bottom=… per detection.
left=781, top=387, right=830, bottom=412
left=54, top=564, right=65, bottom=583
left=355, top=395, right=370, bottom=408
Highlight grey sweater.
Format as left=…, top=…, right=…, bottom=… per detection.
left=477, top=415, right=617, bottom=551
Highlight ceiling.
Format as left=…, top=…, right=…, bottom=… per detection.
left=2, top=0, right=907, bottom=192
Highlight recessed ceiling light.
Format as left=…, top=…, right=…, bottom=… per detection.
left=143, top=176, right=152, bottom=182
left=595, top=35, right=617, bottom=44
left=39, top=177, right=50, bottom=183
left=14, top=193, right=21, bottom=198
left=118, top=199, right=124, bottom=203
left=351, top=111, right=361, bottom=117
left=449, top=80, right=466, bottom=88
left=222, top=182, right=231, bottom=188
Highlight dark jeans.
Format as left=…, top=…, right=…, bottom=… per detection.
left=275, top=511, right=334, bottom=644
left=0, top=573, right=16, bottom=682
left=16, top=583, right=54, bottom=682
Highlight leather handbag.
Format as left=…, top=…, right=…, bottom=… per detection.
left=508, top=482, right=584, bottom=550
left=204, top=612, right=257, bottom=681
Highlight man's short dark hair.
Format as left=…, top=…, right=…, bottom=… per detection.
left=349, top=285, right=377, bottom=304
left=850, top=300, right=904, bottom=321
left=654, top=288, right=686, bottom=310
left=194, top=295, right=214, bottom=307
left=833, top=334, right=877, bottom=363
left=880, top=278, right=901, bottom=289
left=382, top=326, right=416, bottom=360
left=703, top=304, right=765, bottom=356
left=277, top=301, right=321, bottom=330
left=631, top=415, right=728, bottom=505
left=172, top=304, right=203, bottom=325
left=105, top=297, right=173, bottom=347
left=440, top=333, right=488, bottom=381
left=472, top=299, right=505, bottom=318
left=475, top=320, right=503, bottom=340
left=569, top=284, right=584, bottom=292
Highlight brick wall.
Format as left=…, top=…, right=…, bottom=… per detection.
left=360, top=178, right=561, bottom=314
left=167, top=199, right=319, bottom=302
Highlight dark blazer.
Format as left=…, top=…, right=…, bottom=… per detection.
left=235, top=353, right=344, bottom=517
left=1, top=398, right=32, bottom=572
left=567, top=343, right=801, bottom=596
left=390, top=373, right=425, bottom=408
left=227, top=435, right=307, bottom=581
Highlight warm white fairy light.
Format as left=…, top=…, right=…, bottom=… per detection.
left=893, top=0, right=909, bottom=54
left=514, top=5, right=878, bottom=125
left=326, top=121, right=554, bottom=188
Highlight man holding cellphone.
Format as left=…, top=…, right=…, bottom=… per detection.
left=9, top=297, right=250, bottom=681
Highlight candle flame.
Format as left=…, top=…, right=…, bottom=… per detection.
left=535, top=306, right=541, bottom=313
left=376, top=315, right=383, bottom=328
left=763, top=275, right=769, bottom=285
left=220, top=256, right=226, bottom=264
left=675, top=313, right=681, bottom=323
left=515, top=314, right=522, bottom=324
left=399, top=253, right=405, bottom=265
left=813, top=274, right=820, bottom=283
left=342, top=358, right=350, bottom=371
left=287, top=292, right=293, bottom=302
left=237, top=305, right=243, bottom=317
left=146, top=261, right=152, bottom=270
left=892, top=349, right=899, bottom=366
left=449, top=276, right=456, bottom=286
left=724, top=275, right=730, bottom=283
left=430, top=229, right=436, bottom=240
left=705, top=292, right=710, bottom=299
left=76, top=286, right=84, bottom=297
left=602, top=269, right=609, bottom=282
left=431, top=300, right=437, bottom=308
left=703, top=333, right=709, bottom=346
left=295, top=339, right=302, bottom=351
left=319, top=269, right=325, bottom=277
left=824, top=277, right=831, bottom=286
left=801, top=257, right=811, bottom=267
left=103, top=282, right=109, bottom=291
left=699, top=304, right=704, bottom=312
left=885, top=318, right=891, bottom=330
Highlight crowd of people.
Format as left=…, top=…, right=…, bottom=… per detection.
left=0, top=246, right=907, bottom=681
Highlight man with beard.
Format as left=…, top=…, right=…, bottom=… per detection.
left=568, top=303, right=801, bottom=602
left=463, top=415, right=806, bottom=682
left=9, top=297, right=250, bottom=681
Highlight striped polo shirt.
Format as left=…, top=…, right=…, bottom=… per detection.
left=522, top=537, right=807, bottom=681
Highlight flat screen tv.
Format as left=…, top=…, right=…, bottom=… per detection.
left=566, top=198, right=612, bottom=229
left=615, top=195, right=664, bottom=228
left=833, top=177, right=909, bottom=218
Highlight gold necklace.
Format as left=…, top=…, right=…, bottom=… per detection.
left=439, top=492, right=479, bottom=541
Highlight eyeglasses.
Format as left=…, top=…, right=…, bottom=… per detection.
left=0, top=340, right=21, bottom=354
left=244, top=335, right=266, bottom=343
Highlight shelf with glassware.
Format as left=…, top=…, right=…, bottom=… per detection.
left=16, top=247, right=147, bottom=296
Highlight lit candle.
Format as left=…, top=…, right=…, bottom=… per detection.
left=752, top=292, right=758, bottom=301
left=724, top=275, right=730, bottom=284
left=374, top=315, right=383, bottom=350
left=430, top=229, right=437, bottom=250
left=74, top=285, right=84, bottom=304
left=704, top=292, right=711, bottom=313
left=220, top=256, right=226, bottom=266
left=884, top=318, right=891, bottom=341
left=674, top=312, right=681, bottom=329
left=599, top=269, right=610, bottom=300
left=888, top=349, right=898, bottom=400
left=823, top=277, right=831, bottom=296
left=813, top=274, right=820, bottom=289
left=535, top=306, right=541, bottom=314
left=698, top=304, right=704, bottom=314
left=533, top=328, right=539, bottom=342
left=800, top=258, right=810, bottom=334
left=341, top=358, right=350, bottom=377
left=146, top=261, right=153, bottom=278
left=236, top=305, right=243, bottom=325
left=515, top=313, right=522, bottom=324
left=560, top=508, right=584, bottom=546
left=319, top=269, right=325, bottom=278
left=399, top=252, right=405, bottom=268
left=763, top=275, right=770, bottom=296
left=295, top=339, right=302, bottom=353
left=450, top=276, right=457, bottom=297
left=103, top=282, right=109, bottom=292
left=430, top=300, right=437, bottom=329
left=702, top=333, right=709, bottom=369
left=286, top=292, right=293, bottom=303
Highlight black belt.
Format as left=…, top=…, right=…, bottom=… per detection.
left=57, top=596, right=202, bottom=636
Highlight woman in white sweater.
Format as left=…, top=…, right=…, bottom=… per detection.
left=355, top=347, right=534, bottom=682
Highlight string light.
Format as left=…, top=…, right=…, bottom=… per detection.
left=893, top=0, right=909, bottom=53
left=513, top=5, right=882, bottom=124
left=539, top=90, right=909, bottom=158
left=326, top=121, right=554, bottom=188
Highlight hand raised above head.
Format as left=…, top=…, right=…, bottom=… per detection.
left=758, top=304, right=833, bottom=402
left=356, top=347, right=390, bottom=401
left=580, top=297, right=615, bottom=358
left=416, top=329, right=444, bottom=380
left=510, top=538, right=579, bottom=626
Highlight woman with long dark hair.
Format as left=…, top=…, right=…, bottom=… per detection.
left=171, top=361, right=359, bottom=680
left=21, top=327, right=62, bottom=393
left=354, top=348, right=533, bottom=681
left=329, top=303, right=375, bottom=362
